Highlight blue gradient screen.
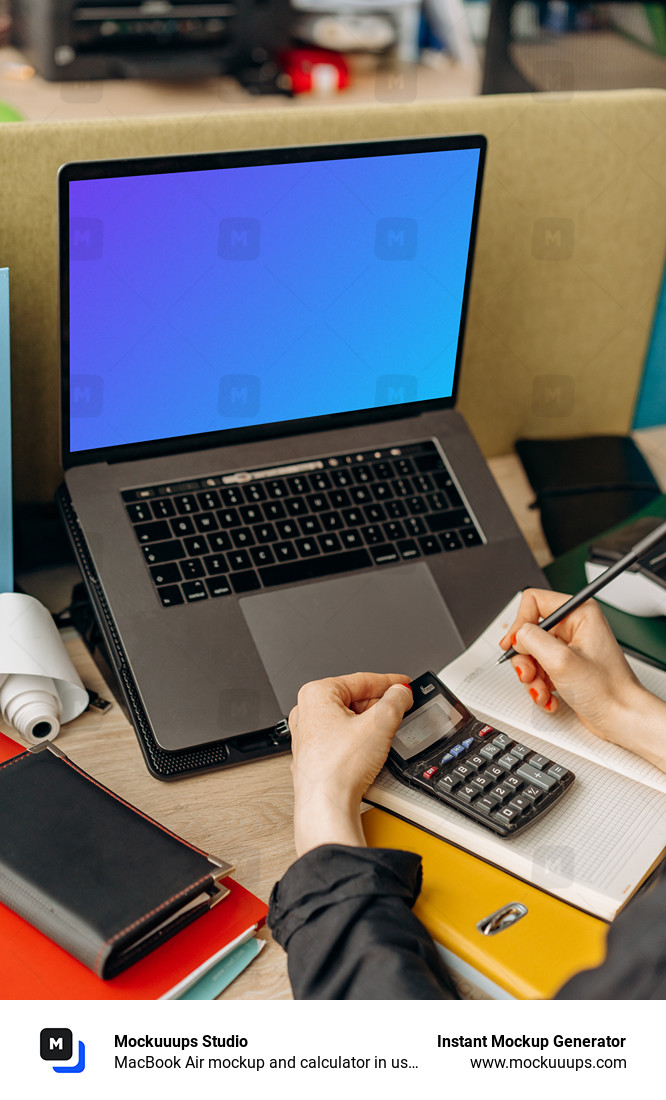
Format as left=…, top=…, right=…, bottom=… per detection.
left=67, top=146, right=481, bottom=452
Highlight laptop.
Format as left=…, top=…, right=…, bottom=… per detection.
left=57, top=134, right=544, bottom=778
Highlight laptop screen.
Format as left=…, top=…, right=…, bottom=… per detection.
left=60, top=135, right=485, bottom=466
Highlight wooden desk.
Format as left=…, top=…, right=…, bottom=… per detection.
left=10, top=428, right=666, bottom=999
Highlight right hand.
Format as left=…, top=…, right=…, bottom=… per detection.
left=498, top=589, right=666, bottom=760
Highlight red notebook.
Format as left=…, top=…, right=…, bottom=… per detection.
left=0, top=732, right=268, bottom=999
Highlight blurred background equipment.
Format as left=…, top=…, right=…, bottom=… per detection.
left=9, top=0, right=292, bottom=86
left=482, top=0, right=666, bottom=93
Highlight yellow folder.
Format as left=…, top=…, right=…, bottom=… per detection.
left=362, top=808, right=608, bottom=999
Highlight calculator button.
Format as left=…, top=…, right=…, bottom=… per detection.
left=528, top=753, right=551, bottom=771
left=479, top=744, right=501, bottom=760
left=453, top=762, right=476, bottom=780
left=470, top=774, right=492, bottom=793
left=503, top=773, right=522, bottom=791
left=498, top=753, right=517, bottom=770
left=521, top=783, right=544, bottom=803
left=456, top=784, right=479, bottom=804
left=490, top=783, right=512, bottom=802
left=478, top=725, right=494, bottom=737
left=515, top=763, right=557, bottom=791
left=449, top=744, right=466, bottom=758
left=485, top=763, right=505, bottom=781
left=436, top=772, right=461, bottom=791
left=547, top=763, right=571, bottom=781
left=462, top=737, right=474, bottom=749
left=493, top=806, right=519, bottom=826
left=422, top=765, right=438, bottom=780
left=475, top=795, right=500, bottom=815
left=510, top=743, right=531, bottom=760
left=440, top=752, right=454, bottom=764
left=491, top=734, right=512, bottom=749
left=508, top=795, right=532, bottom=814
left=467, top=754, right=485, bottom=769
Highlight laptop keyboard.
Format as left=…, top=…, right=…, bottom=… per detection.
left=121, top=441, right=484, bottom=608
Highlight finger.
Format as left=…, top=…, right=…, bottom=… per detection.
left=525, top=674, right=553, bottom=709
left=325, top=672, right=411, bottom=709
left=499, top=589, right=575, bottom=648
left=363, top=682, right=413, bottom=737
left=288, top=704, right=299, bottom=733
left=514, top=621, right=573, bottom=681
left=511, top=654, right=537, bottom=684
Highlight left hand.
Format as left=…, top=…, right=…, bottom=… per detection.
left=289, top=673, right=413, bottom=856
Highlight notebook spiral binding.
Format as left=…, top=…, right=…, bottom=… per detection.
left=55, top=485, right=291, bottom=780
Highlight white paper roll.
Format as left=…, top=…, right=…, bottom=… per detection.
left=0, top=593, right=89, bottom=745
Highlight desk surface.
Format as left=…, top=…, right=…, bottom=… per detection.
left=10, top=427, right=666, bottom=999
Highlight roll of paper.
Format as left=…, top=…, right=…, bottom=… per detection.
left=0, top=593, right=89, bottom=745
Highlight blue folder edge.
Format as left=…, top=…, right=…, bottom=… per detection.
left=177, top=936, right=263, bottom=1000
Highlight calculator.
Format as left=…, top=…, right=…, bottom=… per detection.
left=387, top=671, right=575, bottom=837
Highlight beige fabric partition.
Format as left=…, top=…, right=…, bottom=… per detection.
left=1, top=88, right=665, bottom=503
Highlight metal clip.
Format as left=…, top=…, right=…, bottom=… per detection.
left=477, top=902, right=527, bottom=936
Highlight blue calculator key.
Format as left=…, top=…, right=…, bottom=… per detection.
left=450, top=744, right=466, bottom=757
left=440, top=752, right=454, bottom=764
left=462, top=737, right=474, bottom=749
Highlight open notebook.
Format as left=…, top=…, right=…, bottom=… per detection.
left=365, top=593, right=666, bottom=921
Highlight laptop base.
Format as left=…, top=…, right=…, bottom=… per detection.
left=57, top=484, right=292, bottom=780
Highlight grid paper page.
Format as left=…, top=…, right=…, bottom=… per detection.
left=367, top=735, right=666, bottom=920
left=440, top=593, right=666, bottom=795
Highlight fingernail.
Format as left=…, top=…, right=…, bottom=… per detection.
left=545, top=696, right=554, bottom=711
left=515, top=667, right=523, bottom=681
left=529, top=688, right=538, bottom=703
left=400, top=683, right=412, bottom=692
left=511, top=634, right=517, bottom=647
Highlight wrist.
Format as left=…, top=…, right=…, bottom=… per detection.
left=293, top=781, right=366, bottom=856
left=610, top=683, right=666, bottom=773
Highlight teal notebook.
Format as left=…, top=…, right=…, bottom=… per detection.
left=545, top=495, right=666, bottom=669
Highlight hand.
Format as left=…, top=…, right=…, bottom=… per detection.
left=288, top=673, right=413, bottom=856
left=499, top=588, right=666, bottom=771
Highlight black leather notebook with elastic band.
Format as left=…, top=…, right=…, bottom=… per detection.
left=0, top=743, right=233, bottom=978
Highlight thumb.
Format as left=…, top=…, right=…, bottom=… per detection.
left=366, top=683, right=413, bottom=739
left=515, top=622, right=573, bottom=680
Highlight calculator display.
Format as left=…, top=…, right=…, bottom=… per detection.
left=391, top=696, right=465, bottom=761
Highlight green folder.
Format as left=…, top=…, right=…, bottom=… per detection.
left=545, top=495, right=666, bottom=669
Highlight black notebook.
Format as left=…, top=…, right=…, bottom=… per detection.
left=0, top=744, right=233, bottom=978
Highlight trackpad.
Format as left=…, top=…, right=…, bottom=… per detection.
left=239, top=562, right=463, bottom=713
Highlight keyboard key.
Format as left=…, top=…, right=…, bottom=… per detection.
left=239, top=504, right=262, bottom=524
left=456, top=784, right=479, bottom=804
left=134, top=519, right=171, bottom=544
left=475, top=794, right=500, bottom=815
left=453, top=762, right=476, bottom=779
left=498, top=753, right=517, bottom=771
left=311, top=472, right=331, bottom=491
left=274, top=541, right=297, bottom=561
left=528, top=753, right=551, bottom=771
left=467, top=754, right=485, bottom=769
left=319, top=533, right=342, bottom=554
left=373, top=482, right=393, bottom=501
left=266, top=479, right=287, bottom=498
left=515, top=763, right=557, bottom=791
left=276, top=519, right=299, bottom=540
left=492, top=733, right=512, bottom=748
left=205, top=576, right=232, bottom=598
left=362, top=525, right=383, bottom=545
left=251, top=545, right=275, bottom=566
left=342, top=508, right=364, bottom=527
left=157, top=585, right=183, bottom=607
left=462, top=529, right=483, bottom=547
left=441, top=532, right=463, bottom=551
left=414, top=451, right=445, bottom=473
left=397, top=539, right=420, bottom=560
left=296, top=538, right=318, bottom=557
left=341, top=530, right=363, bottom=549
left=288, top=476, right=309, bottom=495
left=257, top=523, right=278, bottom=543
left=330, top=490, right=350, bottom=509
left=171, top=516, right=195, bottom=537
left=219, top=487, right=243, bottom=506
left=435, top=772, right=461, bottom=791
left=300, top=516, right=322, bottom=535
left=286, top=498, right=308, bottom=517
left=484, top=763, right=505, bottom=780
left=230, top=569, right=261, bottom=593
left=351, top=487, right=371, bottom=506
left=508, top=795, right=532, bottom=814
left=182, top=580, right=208, bottom=602
left=218, top=508, right=240, bottom=529
left=370, top=543, right=399, bottom=565
left=232, top=527, right=254, bottom=548
left=181, top=558, right=205, bottom=579
left=208, top=532, right=231, bottom=552
left=386, top=499, right=407, bottom=518
left=228, top=549, right=252, bottom=571
left=174, top=494, right=199, bottom=514
left=509, top=743, right=531, bottom=760
left=479, top=743, right=501, bottom=760
left=375, top=462, right=394, bottom=479
left=150, top=562, right=181, bottom=586
left=470, top=774, right=492, bottom=792
left=198, top=489, right=220, bottom=510
left=503, top=773, right=522, bottom=791
left=321, top=511, right=343, bottom=531
left=307, top=493, right=329, bottom=512
left=393, top=478, right=412, bottom=497
left=203, top=554, right=227, bottom=575
left=259, top=548, right=371, bottom=588
left=547, top=763, right=571, bottom=781
left=521, top=784, right=543, bottom=803
left=449, top=744, right=466, bottom=758
left=418, top=535, right=440, bottom=555
left=126, top=502, right=151, bottom=523
left=142, top=540, right=185, bottom=565
left=195, top=512, right=218, bottom=534
left=151, top=498, right=176, bottom=519
left=383, top=521, right=405, bottom=541
left=407, top=496, right=427, bottom=514
left=426, top=508, right=472, bottom=533
left=493, top=805, right=519, bottom=826
left=354, top=466, right=373, bottom=483
left=244, top=483, right=266, bottom=503
left=264, top=501, right=286, bottom=521
left=405, top=517, right=426, bottom=538
left=184, top=535, right=207, bottom=556
left=490, top=783, right=512, bottom=802
left=365, top=503, right=386, bottom=523
left=330, top=468, right=353, bottom=487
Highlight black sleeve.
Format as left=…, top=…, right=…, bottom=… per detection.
left=268, top=844, right=459, bottom=1000
left=555, top=865, right=666, bottom=999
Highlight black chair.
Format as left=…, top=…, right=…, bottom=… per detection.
left=482, top=0, right=666, bottom=94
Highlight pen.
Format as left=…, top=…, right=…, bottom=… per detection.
left=497, top=519, right=666, bottom=665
